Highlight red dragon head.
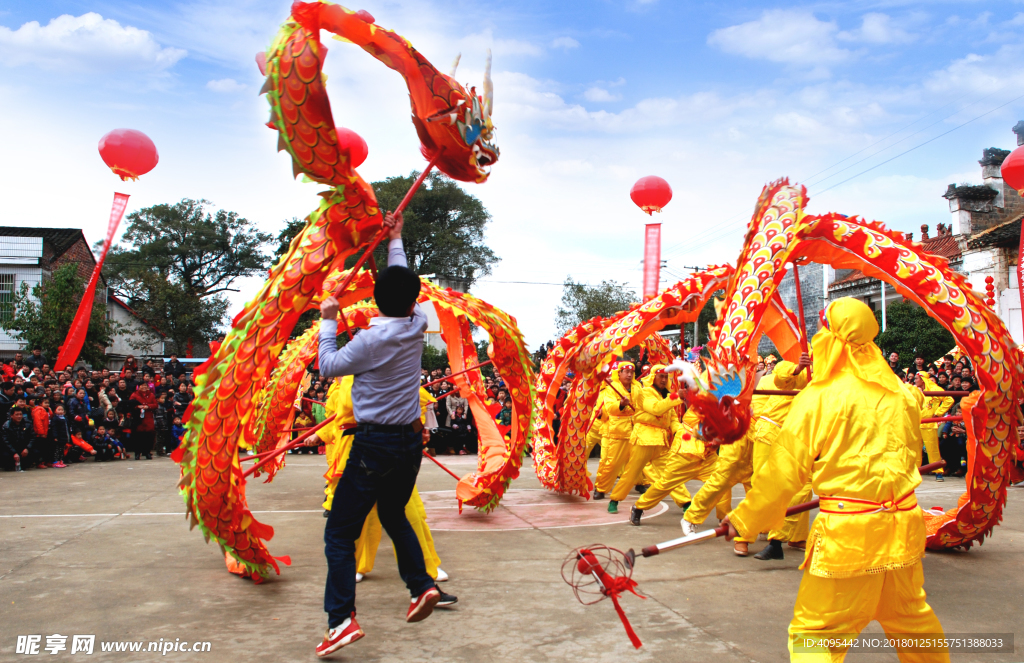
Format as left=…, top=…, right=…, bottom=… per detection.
left=308, top=2, right=500, bottom=183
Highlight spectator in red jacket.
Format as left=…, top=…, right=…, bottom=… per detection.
left=31, top=398, right=52, bottom=468
left=129, top=382, right=157, bottom=460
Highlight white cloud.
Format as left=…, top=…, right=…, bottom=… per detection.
left=707, top=9, right=851, bottom=68
left=838, top=13, right=915, bottom=45
left=550, top=36, right=580, bottom=51
left=584, top=86, right=621, bottom=102
left=0, top=13, right=186, bottom=72
left=458, top=29, right=544, bottom=58
left=207, top=78, right=246, bottom=93
left=925, top=44, right=1024, bottom=94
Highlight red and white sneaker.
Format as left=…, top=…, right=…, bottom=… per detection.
left=406, top=587, right=440, bottom=623
left=315, top=617, right=364, bottom=658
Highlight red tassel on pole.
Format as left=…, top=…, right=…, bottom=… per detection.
left=55, top=192, right=130, bottom=371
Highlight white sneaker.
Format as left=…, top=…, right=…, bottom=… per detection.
left=355, top=572, right=364, bottom=583
left=435, top=568, right=449, bottom=582
left=681, top=519, right=700, bottom=536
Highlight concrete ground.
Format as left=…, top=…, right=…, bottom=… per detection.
left=1, top=454, right=1022, bottom=662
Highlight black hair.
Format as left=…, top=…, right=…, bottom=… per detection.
left=373, top=266, right=421, bottom=317
left=1, top=381, right=13, bottom=391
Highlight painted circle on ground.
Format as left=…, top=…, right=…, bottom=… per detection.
left=420, top=488, right=670, bottom=531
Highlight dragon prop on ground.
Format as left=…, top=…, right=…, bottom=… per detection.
left=533, top=179, right=1024, bottom=551
left=175, top=1, right=525, bottom=580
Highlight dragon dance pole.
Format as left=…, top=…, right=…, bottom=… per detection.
left=791, top=261, right=811, bottom=376
left=421, top=360, right=493, bottom=389
left=423, top=451, right=461, bottom=481
left=330, top=150, right=445, bottom=339
left=637, top=460, right=947, bottom=559
left=754, top=389, right=971, bottom=397
left=241, top=415, right=336, bottom=477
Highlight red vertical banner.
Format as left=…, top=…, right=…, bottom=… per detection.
left=643, top=223, right=662, bottom=301
left=55, top=192, right=130, bottom=371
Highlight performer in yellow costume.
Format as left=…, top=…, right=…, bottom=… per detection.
left=593, top=362, right=641, bottom=500
left=629, top=400, right=724, bottom=525
left=320, top=378, right=449, bottom=585
left=606, top=365, right=682, bottom=514
left=915, top=372, right=952, bottom=482
left=747, top=356, right=814, bottom=560
left=726, top=298, right=948, bottom=662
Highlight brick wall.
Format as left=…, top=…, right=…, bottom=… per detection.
left=50, top=238, right=96, bottom=282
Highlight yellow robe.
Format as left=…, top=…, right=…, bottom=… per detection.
left=608, top=370, right=682, bottom=502
left=917, top=374, right=952, bottom=474
left=747, top=361, right=812, bottom=542
left=322, top=380, right=442, bottom=579
left=730, top=298, right=946, bottom=661
left=594, top=378, right=641, bottom=494
left=634, top=407, right=724, bottom=513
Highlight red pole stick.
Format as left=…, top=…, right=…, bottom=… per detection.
left=329, top=150, right=444, bottom=340
left=920, top=416, right=963, bottom=424
left=791, top=262, right=810, bottom=376
left=753, top=389, right=971, bottom=397
left=303, top=397, right=327, bottom=405
left=639, top=460, right=947, bottom=557
left=421, top=360, right=492, bottom=389
left=242, top=415, right=336, bottom=478
left=423, top=451, right=462, bottom=481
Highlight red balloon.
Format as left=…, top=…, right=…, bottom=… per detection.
left=630, top=176, right=672, bottom=215
left=98, top=129, right=159, bottom=181
left=1001, top=146, right=1024, bottom=195
left=335, top=126, right=368, bottom=168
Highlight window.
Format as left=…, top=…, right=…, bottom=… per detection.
left=0, top=274, right=14, bottom=322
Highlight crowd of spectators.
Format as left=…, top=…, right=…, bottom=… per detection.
left=886, top=351, right=976, bottom=477
left=1, top=350, right=193, bottom=472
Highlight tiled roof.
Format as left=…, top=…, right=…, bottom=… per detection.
left=967, top=214, right=1023, bottom=250
left=920, top=232, right=962, bottom=261
left=831, top=270, right=868, bottom=287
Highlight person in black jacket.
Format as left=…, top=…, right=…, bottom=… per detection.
left=23, top=347, right=48, bottom=371
left=163, top=353, right=186, bottom=379
left=172, top=381, right=193, bottom=419
left=49, top=405, right=72, bottom=468
left=0, top=381, right=15, bottom=422
left=153, top=392, right=172, bottom=456
left=2, top=409, right=37, bottom=470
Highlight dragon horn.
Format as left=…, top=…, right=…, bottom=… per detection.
left=483, top=49, right=493, bottom=117
left=449, top=53, right=461, bottom=78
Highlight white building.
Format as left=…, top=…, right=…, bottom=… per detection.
left=0, top=227, right=165, bottom=368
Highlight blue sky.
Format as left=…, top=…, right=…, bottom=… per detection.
left=2, top=1, right=1023, bottom=346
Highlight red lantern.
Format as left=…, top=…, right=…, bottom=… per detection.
left=335, top=127, right=368, bottom=168
left=630, top=176, right=672, bottom=215
left=98, top=129, right=159, bottom=181
left=1001, top=146, right=1024, bottom=195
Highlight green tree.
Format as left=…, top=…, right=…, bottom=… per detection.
left=555, top=277, right=637, bottom=334
left=274, top=217, right=306, bottom=259
left=875, top=300, right=955, bottom=366
left=0, top=264, right=121, bottom=368
left=422, top=342, right=448, bottom=372
left=103, top=198, right=272, bottom=353
left=274, top=172, right=499, bottom=287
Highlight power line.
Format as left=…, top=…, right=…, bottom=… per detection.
left=663, top=91, right=1024, bottom=262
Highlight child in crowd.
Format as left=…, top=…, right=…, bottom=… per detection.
left=49, top=404, right=71, bottom=468
left=170, top=416, right=185, bottom=451
left=92, top=425, right=117, bottom=462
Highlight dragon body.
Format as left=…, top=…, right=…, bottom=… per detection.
left=537, top=179, right=1022, bottom=550
left=178, top=2, right=509, bottom=579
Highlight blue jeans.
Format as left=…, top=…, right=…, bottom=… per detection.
left=323, top=427, right=434, bottom=627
